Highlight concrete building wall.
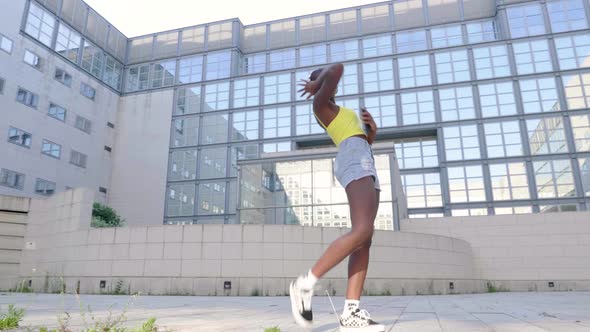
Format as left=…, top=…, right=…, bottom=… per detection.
left=107, top=90, right=174, bottom=226
left=0, top=195, right=30, bottom=290
left=0, top=0, right=118, bottom=202
left=401, top=213, right=590, bottom=291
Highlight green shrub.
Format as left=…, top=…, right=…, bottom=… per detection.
left=91, top=203, right=124, bottom=228
left=264, top=327, right=281, bottom=332
left=0, top=305, right=25, bottom=330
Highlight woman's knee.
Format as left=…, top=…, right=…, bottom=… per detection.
left=349, top=224, right=374, bottom=244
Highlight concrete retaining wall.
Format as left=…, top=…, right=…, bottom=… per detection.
left=7, top=189, right=590, bottom=295
left=17, top=189, right=476, bottom=296
left=401, top=213, right=590, bottom=292
left=0, top=195, right=30, bottom=290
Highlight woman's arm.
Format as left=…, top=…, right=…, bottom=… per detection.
left=299, top=63, right=344, bottom=113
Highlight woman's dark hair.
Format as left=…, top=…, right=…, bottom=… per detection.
left=309, top=68, right=323, bottom=81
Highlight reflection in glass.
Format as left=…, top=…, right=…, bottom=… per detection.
left=534, top=159, right=575, bottom=198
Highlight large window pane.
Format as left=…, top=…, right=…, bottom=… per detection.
left=489, top=162, right=529, bottom=201
left=479, top=82, right=517, bottom=118
left=166, top=184, right=195, bottom=217
left=337, top=63, right=359, bottom=96
left=244, top=53, right=266, bottom=74
left=299, top=44, right=327, bottom=67
left=533, top=159, right=575, bottom=198
left=364, top=95, right=396, bottom=128
left=451, top=208, right=488, bottom=217
left=484, top=121, right=524, bottom=158
left=201, top=113, right=229, bottom=144
left=494, top=206, right=533, bottom=215
left=233, top=78, right=260, bottom=108
left=81, top=40, right=104, bottom=79
left=396, top=30, right=427, bottom=53
left=204, top=82, right=230, bottom=111
left=444, top=125, right=480, bottom=161
left=512, top=39, right=553, bottom=75
left=466, top=20, right=497, bottom=44
left=296, top=103, right=324, bottom=136
left=473, top=45, right=511, bottom=79
left=205, top=51, right=231, bottom=80
left=554, top=34, right=590, bottom=70
left=126, top=64, right=150, bottom=92
left=197, top=182, right=226, bottom=215
left=168, top=149, right=197, bottom=181
left=178, top=56, right=203, bottom=84
left=563, top=73, right=590, bottom=109
left=401, top=91, right=435, bottom=125
left=176, top=86, right=201, bottom=115
left=362, top=60, right=394, bottom=93
left=330, top=40, right=359, bottom=62
left=263, top=107, right=291, bottom=138
left=435, top=50, right=470, bottom=84
left=264, top=74, right=291, bottom=105
left=520, top=78, right=560, bottom=114
left=440, top=86, right=475, bottom=121
left=547, top=0, right=588, bottom=33
left=232, top=110, right=259, bottom=141
left=431, top=25, right=463, bottom=48
left=199, top=147, right=228, bottom=179
left=270, top=49, right=296, bottom=71
left=362, top=35, right=392, bottom=58
left=151, top=60, right=176, bottom=88
left=172, top=116, right=199, bottom=147
left=402, top=173, right=442, bottom=208
left=104, top=56, right=123, bottom=90
left=25, top=2, right=56, bottom=47
left=55, top=23, right=81, bottom=63
left=507, top=3, right=546, bottom=38
left=579, top=157, right=590, bottom=196
left=526, top=117, right=568, bottom=155
left=448, top=165, right=486, bottom=203
left=394, top=138, right=438, bottom=169
left=398, top=55, right=431, bottom=88
left=570, top=114, right=590, bottom=151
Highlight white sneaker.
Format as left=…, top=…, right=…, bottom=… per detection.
left=339, top=308, right=385, bottom=332
left=289, top=276, right=313, bottom=328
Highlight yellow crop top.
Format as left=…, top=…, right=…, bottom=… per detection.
left=314, top=106, right=366, bottom=147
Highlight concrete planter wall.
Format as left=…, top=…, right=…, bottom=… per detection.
left=20, top=223, right=475, bottom=296
left=4, top=188, right=590, bottom=295
left=14, top=189, right=475, bottom=295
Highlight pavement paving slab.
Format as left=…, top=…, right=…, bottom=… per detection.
left=1, top=291, right=589, bottom=331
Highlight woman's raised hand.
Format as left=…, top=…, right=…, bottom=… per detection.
left=297, top=79, right=320, bottom=99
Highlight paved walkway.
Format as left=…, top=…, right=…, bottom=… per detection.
left=1, top=292, right=589, bottom=331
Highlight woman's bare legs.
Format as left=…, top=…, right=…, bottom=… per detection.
left=346, top=189, right=379, bottom=300
left=310, top=176, right=380, bottom=290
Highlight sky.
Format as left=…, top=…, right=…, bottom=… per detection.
left=84, top=0, right=383, bottom=37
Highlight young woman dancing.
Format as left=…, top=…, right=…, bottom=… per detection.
left=289, top=63, right=384, bottom=332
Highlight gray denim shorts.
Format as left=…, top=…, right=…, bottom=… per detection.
left=334, top=137, right=380, bottom=191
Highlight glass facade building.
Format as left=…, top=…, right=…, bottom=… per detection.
left=18, top=0, right=590, bottom=228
